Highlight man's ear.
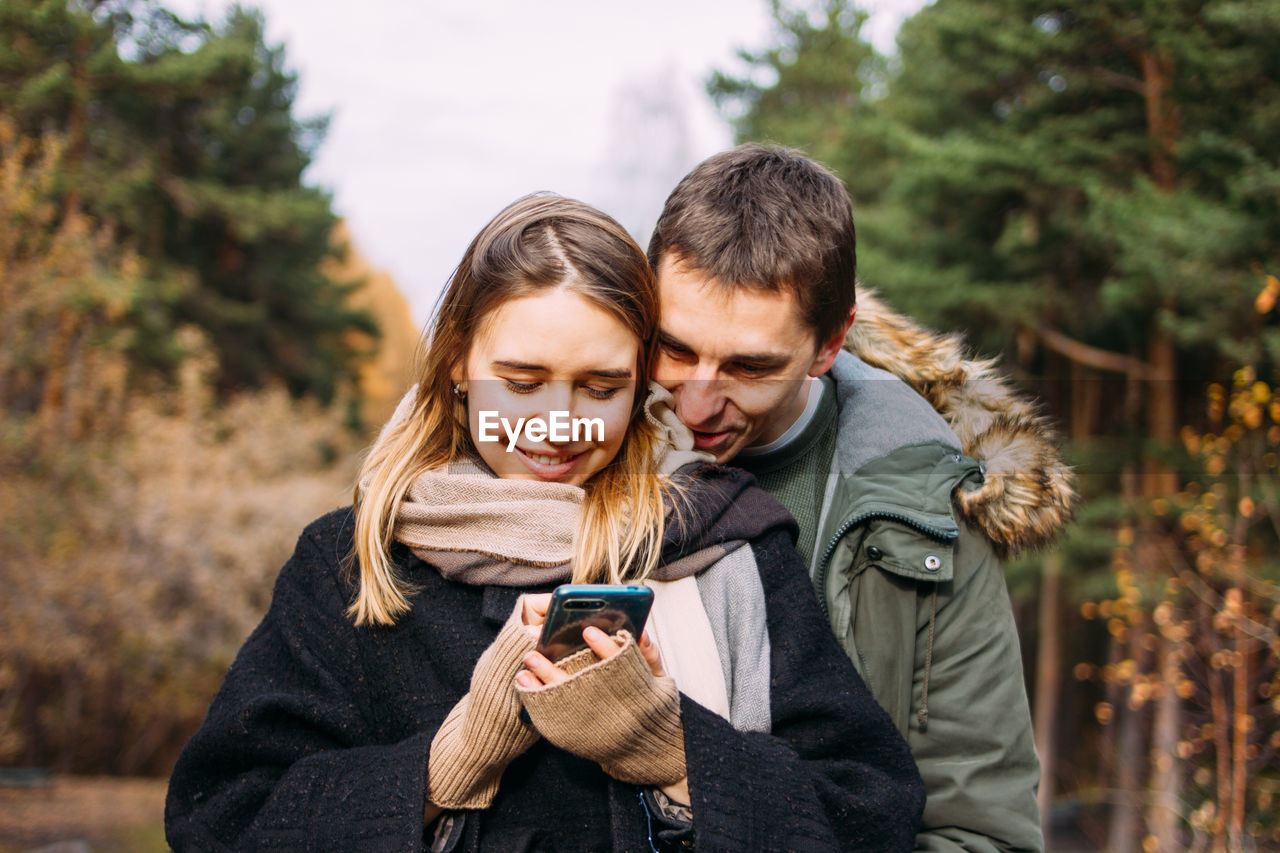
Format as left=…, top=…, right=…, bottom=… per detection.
left=808, top=307, right=857, bottom=377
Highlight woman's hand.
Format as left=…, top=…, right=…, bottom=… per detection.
left=513, top=629, right=686, bottom=788
left=520, top=593, right=551, bottom=626
left=515, top=626, right=664, bottom=688
left=518, top=592, right=553, bottom=648
left=514, top=627, right=691, bottom=808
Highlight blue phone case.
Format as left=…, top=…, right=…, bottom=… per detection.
left=536, top=584, right=654, bottom=662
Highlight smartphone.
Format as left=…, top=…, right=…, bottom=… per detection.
left=535, top=584, right=654, bottom=662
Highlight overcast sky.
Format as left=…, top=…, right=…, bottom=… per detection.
left=166, top=0, right=927, bottom=323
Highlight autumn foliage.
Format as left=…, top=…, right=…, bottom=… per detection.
left=1076, top=370, right=1280, bottom=848
left=0, top=118, right=367, bottom=774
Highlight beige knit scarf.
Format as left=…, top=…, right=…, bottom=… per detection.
left=383, top=383, right=709, bottom=587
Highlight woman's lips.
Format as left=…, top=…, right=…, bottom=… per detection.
left=514, top=447, right=584, bottom=479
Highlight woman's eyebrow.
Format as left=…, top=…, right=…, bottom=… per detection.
left=490, top=360, right=632, bottom=380
left=491, top=359, right=547, bottom=372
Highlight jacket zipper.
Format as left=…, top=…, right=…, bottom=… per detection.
left=814, top=510, right=959, bottom=619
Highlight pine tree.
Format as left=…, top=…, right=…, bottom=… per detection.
left=0, top=0, right=375, bottom=400
left=707, top=0, right=892, bottom=205
left=870, top=0, right=1280, bottom=439
left=711, top=1, right=1280, bottom=845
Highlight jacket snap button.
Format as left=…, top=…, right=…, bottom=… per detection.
left=866, top=546, right=884, bottom=561
left=924, top=555, right=942, bottom=571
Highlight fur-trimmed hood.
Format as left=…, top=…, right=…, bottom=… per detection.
left=843, top=287, right=1077, bottom=557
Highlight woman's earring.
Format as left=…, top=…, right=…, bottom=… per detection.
left=452, top=382, right=467, bottom=402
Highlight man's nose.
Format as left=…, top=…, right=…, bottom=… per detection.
left=675, top=366, right=727, bottom=425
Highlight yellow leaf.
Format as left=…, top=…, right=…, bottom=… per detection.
left=1257, top=274, right=1280, bottom=314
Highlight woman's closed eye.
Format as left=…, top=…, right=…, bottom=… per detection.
left=503, top=378, right=541, bottom=394
left=582, top=384, right=622, bottom=401
left=503, top=379, right=623, bottom=400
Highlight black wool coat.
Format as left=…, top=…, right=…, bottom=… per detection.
left=165, top=504, right=924, bottom=852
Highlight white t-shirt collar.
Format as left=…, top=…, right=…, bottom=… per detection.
left=738, top=377, right=824, bottom=458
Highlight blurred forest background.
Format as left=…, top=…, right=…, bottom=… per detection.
left=1, top=0, right=1278, bottom=851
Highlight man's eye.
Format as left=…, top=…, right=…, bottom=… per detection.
left=733, top=363, right=770, bottom=376
left=503, top=379, right=540, bottom=394
left=583, top=385, right=621, bottom=401
left=661, top=340, right=694, bottom=359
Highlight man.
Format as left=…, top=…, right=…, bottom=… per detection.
left=648, top=144, right=1075, bottom=851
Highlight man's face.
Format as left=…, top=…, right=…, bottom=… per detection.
left=654, top=254, right=848, bottom=464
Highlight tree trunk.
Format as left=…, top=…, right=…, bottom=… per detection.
left=1144, top=326, right=1180, bottom=497
left=1034, top=550, right=1063, bottom=843
left=1203, top=596, right=1230, bottom=852
left=1148, top=634, right=1183, bottom=850
left=1229, top=620, right=1247, bottom=851
left=1070, top=361, right=1101, bottom=442
left=1107, top=614, right=1150, bottom=853
left=1138, top=49, right=1178, bottom=193
left=1137, top=43, right=1182, bottom=495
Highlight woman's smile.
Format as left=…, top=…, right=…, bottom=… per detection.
left=514, top=446, right=586, bottom=480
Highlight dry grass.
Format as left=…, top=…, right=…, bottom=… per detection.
left=0, top=371, right=367, bottom=775
left=0, top=119, right=412, bottom=783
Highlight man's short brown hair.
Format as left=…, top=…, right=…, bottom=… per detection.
left=647, top=143, right=856, bottom=344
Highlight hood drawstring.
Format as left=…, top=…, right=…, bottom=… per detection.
left=918, top=585, right=938, bottom=733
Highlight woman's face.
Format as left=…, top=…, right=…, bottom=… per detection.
left=456, top=287, right=640, bottom=486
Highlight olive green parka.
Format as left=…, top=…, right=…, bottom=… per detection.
left=812, top=290, right=1077, bottom=852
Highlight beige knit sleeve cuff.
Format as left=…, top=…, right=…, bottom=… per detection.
left=516, top=632, right=686, bottom=786
left=427, top=609, right=539, bottom=810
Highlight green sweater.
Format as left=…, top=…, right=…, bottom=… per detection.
left=735, top=375, right=838, bottom=568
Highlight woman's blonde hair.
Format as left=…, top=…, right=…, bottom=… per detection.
left=349, top=194, right=671, bottom=626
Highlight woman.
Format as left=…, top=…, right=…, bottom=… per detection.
left=164, top=194, right=924, bottom=851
